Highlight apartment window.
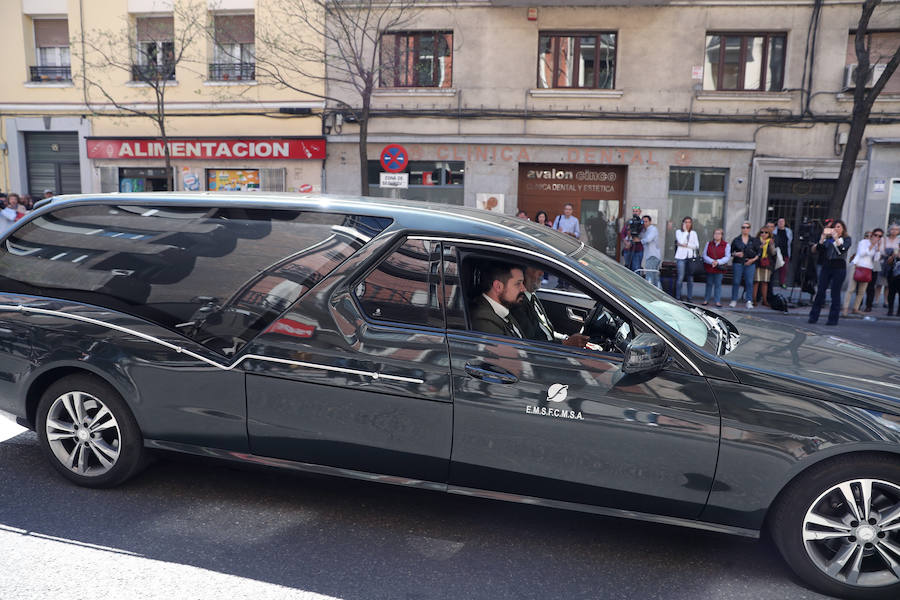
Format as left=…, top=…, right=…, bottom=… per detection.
left=538, top=32, right=616, bottom=89
left=31, top=19, right=71, bottom=82
left=380, top=31, right=452, bottom=88
left=134, top=16, right=175, bottom=81
left=211, top=14, right=255, bottom=81
left=665, top=167, right=728, bottom=261
left=704, top=33, right=785, bottom=91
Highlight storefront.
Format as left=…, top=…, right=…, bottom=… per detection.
left=86, top=136, right=326, bottom=194
left=328, top=137, right=753, bottom=260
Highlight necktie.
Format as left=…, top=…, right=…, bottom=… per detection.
left=530, top=295, right=554, bottom=341
left=505, top=316, right=523, bottom=338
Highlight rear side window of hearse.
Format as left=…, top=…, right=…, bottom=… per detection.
left=0, top=204, right=391, bottom=355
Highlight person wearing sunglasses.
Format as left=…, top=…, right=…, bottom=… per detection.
left=753, top=228, right=775, bottom=307
left=844, top=229, right=880, bottom=315
left=729, top=222, right=760, bottom=309
left=808, top=219, right=851, bottom=325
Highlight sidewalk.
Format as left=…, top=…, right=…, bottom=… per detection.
left=673, top=281, right=900, bottom=321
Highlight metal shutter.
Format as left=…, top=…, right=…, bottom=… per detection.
left=24, top=132, right=82, bottom=196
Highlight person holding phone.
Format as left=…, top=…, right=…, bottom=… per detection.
left=808, top=219, right=851, bottom=325
left=729, top=222, right=760, bottom=308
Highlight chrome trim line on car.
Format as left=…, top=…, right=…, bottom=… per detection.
left=446, top=485, right=759, bottom=538
left=0, top=304, right=424, bottom=384
left=144, top=438, right=758, bottom=538
left=144, top=439, right=447, bottom=492
left=408, top=236, right=704, bottom=376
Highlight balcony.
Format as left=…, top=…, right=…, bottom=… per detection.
left=131, top=63, right=176, bottom=82
left=208, top=62, right=255, bottom=82
left=30, top=65, right=71, bottom=82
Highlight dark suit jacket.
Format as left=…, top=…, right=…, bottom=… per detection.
left=471, top=295, right=523, bottom=338
left=510, top=294, right=553, bottom=342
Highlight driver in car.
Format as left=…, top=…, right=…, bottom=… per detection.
left=510, top=266, right=590, bottom=348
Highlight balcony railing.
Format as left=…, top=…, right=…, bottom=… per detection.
left=131, top=63, right=176, bottom=82
left=30, top=65, right=72, bottom=82
left=208, top=62, right=255, bottom=81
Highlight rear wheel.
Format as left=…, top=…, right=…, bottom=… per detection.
left=36, top=374, right=146, bottom=488
left=771, top=455, right=900, bottom=599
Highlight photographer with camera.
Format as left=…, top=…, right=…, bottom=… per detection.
left=621, top=206, right=644, bottom=272
left=808, top=219, right=851, bottom=326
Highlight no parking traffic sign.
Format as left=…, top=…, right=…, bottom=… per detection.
left=380, top=144, right=409, bottom=173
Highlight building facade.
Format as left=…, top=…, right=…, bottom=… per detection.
left=1, top=0, right=326, bottom=198
left=324, top=0, right=900, bottom=263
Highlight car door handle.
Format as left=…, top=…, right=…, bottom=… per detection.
left=566, top=307, right=588, bottom=323
left=464, top=363, right=518, bottom=384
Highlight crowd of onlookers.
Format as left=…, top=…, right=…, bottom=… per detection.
left=0, top=189, right=54, bottom=232
left=515, top=204, right=900, bottom=327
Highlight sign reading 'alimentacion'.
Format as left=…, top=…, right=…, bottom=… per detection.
left=86, top=137, right=326, bottom=160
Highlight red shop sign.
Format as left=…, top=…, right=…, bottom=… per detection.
left=85, top=137, right=326, bottom=160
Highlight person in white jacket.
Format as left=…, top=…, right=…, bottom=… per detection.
left=640, top=215, right=661, bottom=288
left=674, top=216, right=700, bottom=301
left=843, top=230, right=880, bottom=315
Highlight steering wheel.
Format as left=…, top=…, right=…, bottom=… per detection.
left=582, top=303, right=620, bottom=349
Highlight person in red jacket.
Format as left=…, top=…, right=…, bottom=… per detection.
left=702, top=228, right=731, bottom=306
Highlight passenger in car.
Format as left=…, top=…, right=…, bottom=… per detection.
left=511, top=266, right=590, bottom=347
left=470, top=262, right=526, bottom=338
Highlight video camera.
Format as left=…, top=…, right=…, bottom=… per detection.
left=627, top=215, right=643, bottom=238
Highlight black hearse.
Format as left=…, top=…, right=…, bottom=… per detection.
left=0, top=194, right=899, bottom=600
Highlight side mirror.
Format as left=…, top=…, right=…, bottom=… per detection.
left=622, top=333, right=669, bottom=374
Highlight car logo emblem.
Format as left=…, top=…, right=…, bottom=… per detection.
left=547, top=383, right=568, bottom=403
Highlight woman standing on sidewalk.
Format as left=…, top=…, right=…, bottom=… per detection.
left=729, top=222, right=760, bottom=309
left=674, top=216, right=700, bottom=301
left=844, top=230, right=879, bottom=315
left=883, top=223, right=900, bottom=315
left=702, top=228, right=730, bottom=306
left=808, top=219, right=851, bottom=326
left=753, top=228, right=775, bottom=307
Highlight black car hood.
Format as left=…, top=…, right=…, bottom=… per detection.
left=720, top=313, right=900, bottom=410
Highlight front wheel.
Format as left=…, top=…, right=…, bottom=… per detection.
left=36, top=374, right=146, bottom=488
left=771, top=455, right=900, bottom=600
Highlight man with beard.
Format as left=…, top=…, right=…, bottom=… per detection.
left=511, top=266, right=590, bottom=347
left=471, top=262, right=527, bottom=337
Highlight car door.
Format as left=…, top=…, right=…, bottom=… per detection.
left=442, top=242, right=721, bottom=520
left=242, top=236, right=453, bottom=484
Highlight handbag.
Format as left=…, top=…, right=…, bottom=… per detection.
left=853, top=267, right=872, bottom=283
left=774, top=247, right=785, bottom=270
left=688, top=255, right=705, bottom=276
left=760, top=256, right=771, bottom=269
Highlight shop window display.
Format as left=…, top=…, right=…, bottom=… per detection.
left=664, top=167, right=727, bottom=261
left=367, top=161, right=463, bottom=205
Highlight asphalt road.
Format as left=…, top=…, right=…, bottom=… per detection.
left=2, top=312, right=895, bottom=600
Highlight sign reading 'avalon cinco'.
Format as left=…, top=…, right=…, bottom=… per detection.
left=85, top=138, right=326, bottom=161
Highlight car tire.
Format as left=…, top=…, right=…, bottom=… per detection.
left=770, top=454, right=900, bottom=600
left=36, top=374, right=146, bottom=488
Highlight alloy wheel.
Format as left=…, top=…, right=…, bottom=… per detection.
left=803, top=478, right=900, bottom=588
left=44, top=391, right=122, bottom=476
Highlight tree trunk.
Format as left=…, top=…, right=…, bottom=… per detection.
left=357, top=101, right=370, bottom=196
left=159, top=119, right=174, bottom=192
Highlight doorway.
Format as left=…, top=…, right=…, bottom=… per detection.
left=581, top=199, right=621, bottom=260
left=766, top=177, right=835, bottom=285
left=25, top=132, right=81, bottom=196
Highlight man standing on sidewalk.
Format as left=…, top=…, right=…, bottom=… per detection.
left=774, top=217, right=793, bottom=287
left=641, top=215, right=661, bottom=287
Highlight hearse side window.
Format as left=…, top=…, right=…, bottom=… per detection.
left=0, top=205, right=391, bottom=356
left=355, top=239, right=443, bottom=327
